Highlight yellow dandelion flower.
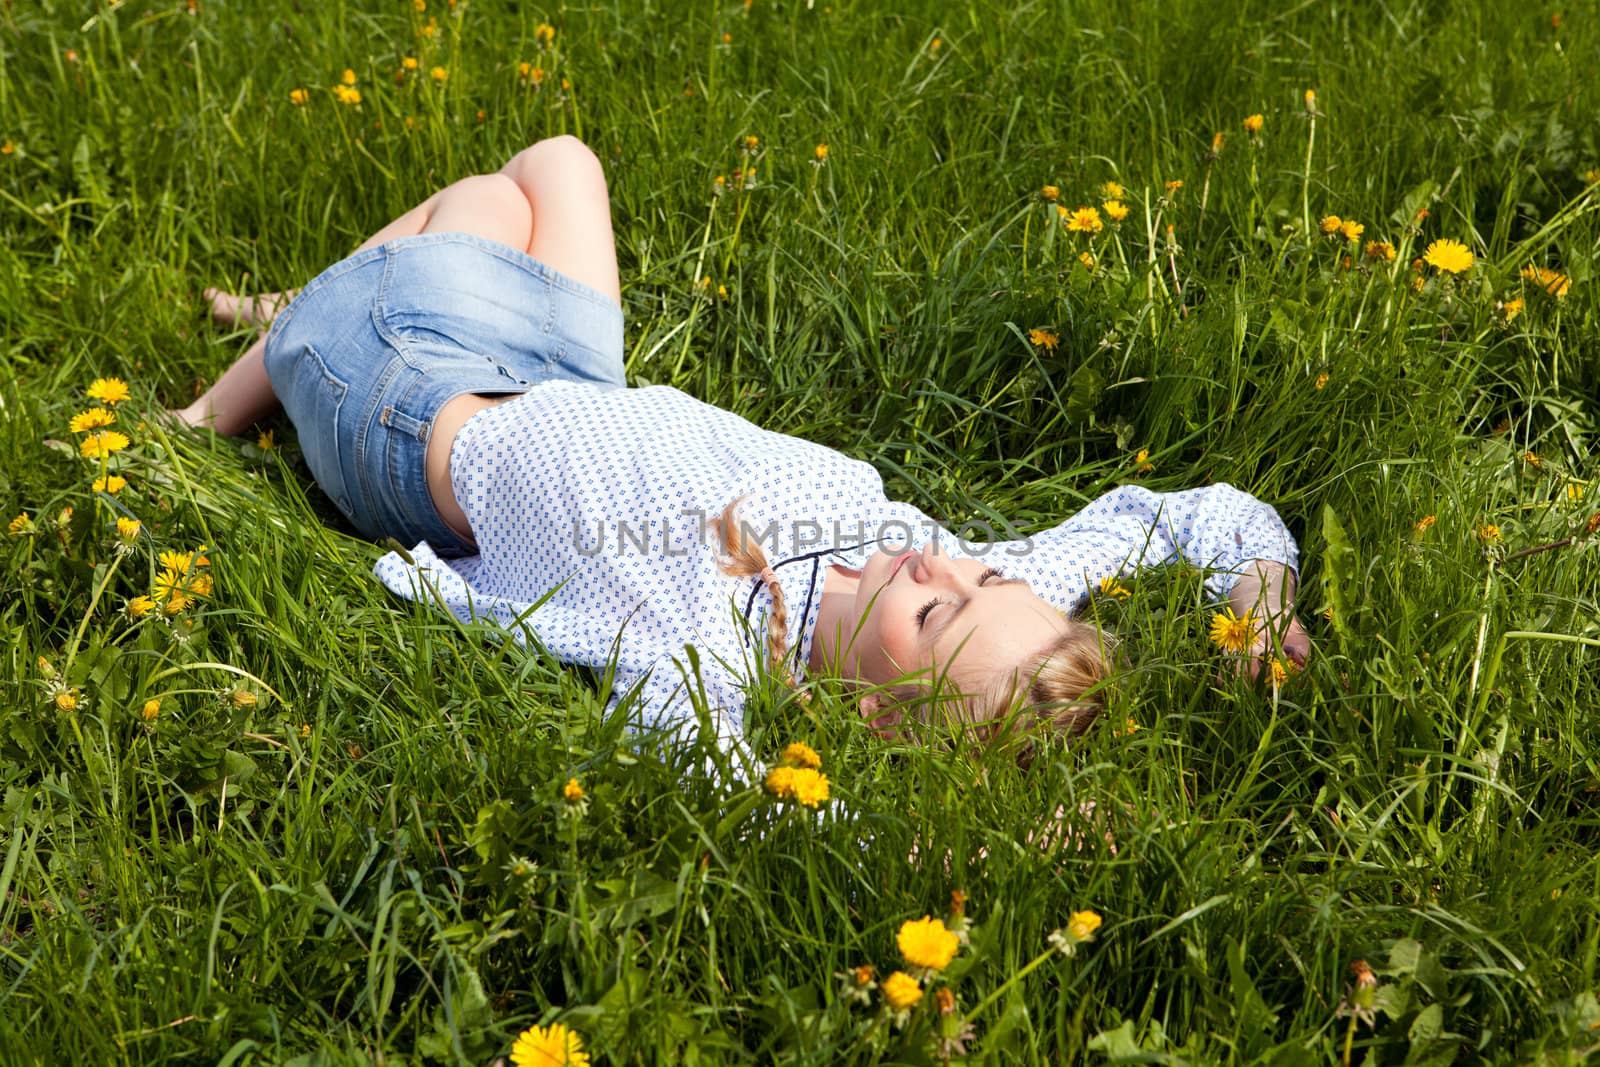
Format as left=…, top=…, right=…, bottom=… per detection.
left=510, top=1021, right=588, bottom=1067
left=159, top=549, right=196, bottom=573
left=881, top=972, right=922, bottom=1010
left=1314, top=372, right=1329, bottom=390
left=187, top=573, right=213, bottom=597
left=414, top=0, right=425, bottom=9
left=80, top=431, right=131, bottom=459
left=780, top=742, right=822, bottom=769
left=1211, top=131, right=1225, bottom=155
left=562, top=777, right=585, bottom=803
left=1098, top=575, right=1130, bottom=600
left=898, top=916, right=960, bottom=972
left=764, top=765, right=796, bottom=799
left=1040, top=184, right=1059, bottom=201
left=1501, top=297, right=1524, bottom=322
left=1078, top=251, right=1096, bottom=270
left=535, top=22, right=556, bottom=47
left=140, top=698, right=161, bottom=721
left=229, top=688, right=257, bottom=708
left=1520, top=264, right=1571, bottom=297
left=1363, top=240, right=1395, bottom=262
left=70, top=407, right=116, bottom=433
left=1113, top=716, right=1140, bottom=736
left=289, top=88, right=308, bottom=105
left=1319, top=214, right=1343, bottom=235
left=721, top=31, right=732, bottom=44
left=1102, top=199, right=1129, bottom=222
left=126, top=595, right=155, bottom=619
left=1099, top=180, right=1124, bottom=200
left=8, top=512, right=34, bottom=536
left=153, top=568, right=187, bottom=602
left=1477, top=523, right=1501, bottom=544
left=1065, top=206, right=1103, bottom=234
left=814, top=143, right=829, bottom=162
left=1423, top=239, right=1474, bottom=274
left=929, top=37, right=941, bottom=52
left=1028, top=328, right=1059, bottom=353
left=257, top=429, right=276, bottom=452
left=94, top=474, right=128, bottom=494
left=790, top=768, right=830, bottom=807
left=341, top=68, right=357, bottom=86
left=1303, top=88, right=1317, bottom=111
left=115, top=516, right=141, bottom=543
left=1339, top=219, right=1364, bottom=242
left=86, top=377, right=130, bottom=404
left=419, top=17, right=437, bottom=37
left=1067, top=909, right=1103, bottom=942
left=1522, top=451, right=1541, bottom=468
left=1268, top=657, right=1294, bottom=686
left=1049, top=909, right=1104, bottom=956
left=1243, top=113, right=1264, bottom=134
left=1208, top=607, right=1256, bottom=654
left=1134, top=447, right=1153, bottom=474
left=1163, top=179, right=1183, bottom=194
left=401, top=56, right=418, bottom=72
left=744, top=135, right=760, bottom=151
left=335, top=86, right=362, bottom=105
left=0, top=140, right=14, bottom=155
left=55, top=688, right=80, bottom=713
left=1585, top=168, right=1600, bottom=185
left=430, top=66, right=448, bottom=81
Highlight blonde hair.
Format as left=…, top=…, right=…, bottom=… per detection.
left=1015, top=620, right=1116, bottom=736
left=712, top=496, right=807, bottom=700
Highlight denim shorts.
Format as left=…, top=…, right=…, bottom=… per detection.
left=261, top=232, right=625, bottom=555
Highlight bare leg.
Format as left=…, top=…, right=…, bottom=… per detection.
left=498, top=135, right=622, bottom=307
left=205, top=288, right=297, bottom=328
left=178, top=134, right=620, bottom=495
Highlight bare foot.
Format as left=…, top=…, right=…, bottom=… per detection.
left=205, top=287, right=294, bottom=328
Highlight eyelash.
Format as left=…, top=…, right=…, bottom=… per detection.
left=915, top=568, right=1005, bottom=629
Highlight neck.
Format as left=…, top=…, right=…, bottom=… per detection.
left=808, top=563, right=862, bottom=679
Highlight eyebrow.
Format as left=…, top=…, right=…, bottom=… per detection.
left=929, top=576, right=1030, bottom=644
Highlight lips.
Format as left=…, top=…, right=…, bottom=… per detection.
left=888, top=550, right=914, bottom=582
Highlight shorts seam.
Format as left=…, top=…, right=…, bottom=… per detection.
left=262, top=244, right=388, bottom=353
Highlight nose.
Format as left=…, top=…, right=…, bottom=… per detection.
left=914, top=541, right=958, bottom=583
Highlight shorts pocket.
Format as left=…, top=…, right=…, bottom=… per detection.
left=273, top=340, right=356, bottom=520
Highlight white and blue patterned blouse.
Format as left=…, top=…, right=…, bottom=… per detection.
left=372, top=380, right=1299, bottom=751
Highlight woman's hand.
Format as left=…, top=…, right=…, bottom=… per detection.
left=1228, top=560, right=1311, bottom=680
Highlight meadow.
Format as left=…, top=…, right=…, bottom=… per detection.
left=3, top=0, right=1599, bottom=1062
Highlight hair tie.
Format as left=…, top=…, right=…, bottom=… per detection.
left=758, top=564, right=778, bottom=587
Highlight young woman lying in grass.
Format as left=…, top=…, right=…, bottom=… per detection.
left=179, top=135, right=1310, bottom=756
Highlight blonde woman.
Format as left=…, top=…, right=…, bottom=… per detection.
left=183, top=136, right=1310, bottom=755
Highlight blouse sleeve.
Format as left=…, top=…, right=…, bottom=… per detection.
left=993, top=483, right=1299, bottom=613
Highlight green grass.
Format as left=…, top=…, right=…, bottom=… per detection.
left=4, top=0, right=1600, bottom=1062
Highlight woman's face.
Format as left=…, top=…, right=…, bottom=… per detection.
left=847, top=542, right=1070, bottom=723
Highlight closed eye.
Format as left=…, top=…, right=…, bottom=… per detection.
left=914, top=568, right=1009, bottom=629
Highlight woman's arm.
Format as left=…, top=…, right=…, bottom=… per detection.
left=993, top=483, right=1309, bottom=671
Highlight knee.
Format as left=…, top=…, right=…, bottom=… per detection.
left=450, top=173, right=533, bottom=220
left=504, top=135, right=608, bottom=195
